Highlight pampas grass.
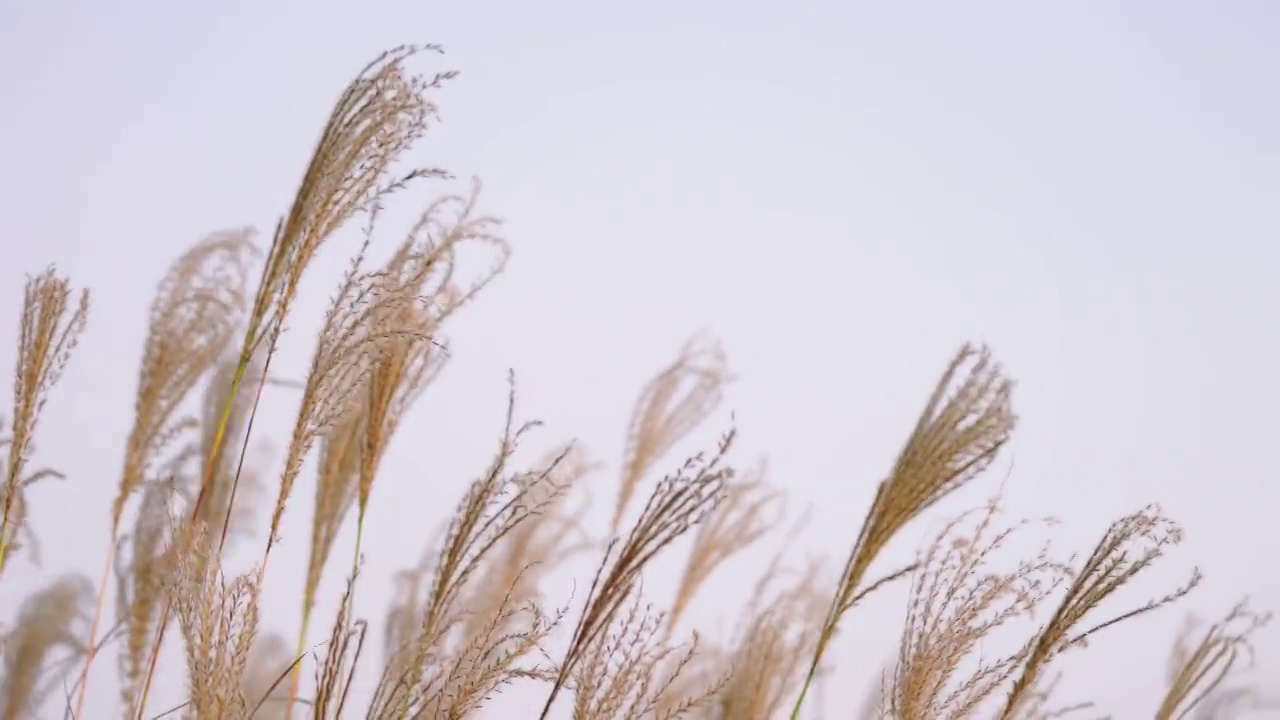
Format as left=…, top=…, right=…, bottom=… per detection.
left=0, top=44, right=1270, bottom=720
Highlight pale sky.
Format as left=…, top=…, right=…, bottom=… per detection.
left=1, top=0, right=1278, bottom=717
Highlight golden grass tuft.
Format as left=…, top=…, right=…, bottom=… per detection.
left=1, top=268, right=89, bottom=578
left=0, top=43, right=1270, bottom=720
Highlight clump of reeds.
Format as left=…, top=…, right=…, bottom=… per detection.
left=0, top=42, right=1270, bottom=720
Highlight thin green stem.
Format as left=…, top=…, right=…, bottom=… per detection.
left=286, top=599, right=314, bottom=720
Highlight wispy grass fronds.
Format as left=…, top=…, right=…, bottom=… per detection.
left=457, top=443, right=594, bottom=646
left=0, top=268, right=88, bottom=577
left=369, top=376, right=564, bottom=718
left=114, top=231, right=256, bottom=529
left=1156, top=600, right=1272, bottom=720
left=612, top=335, right=728, bottom=534
left=241, top=44, right=455, bottom=374
left=415, top=577, right=563, bottom=719
left=540, top=426, right=736, bottom=719
left=309, top=572, right=367, bottom=719
left=172, top=522, right=263, bottom=720
left=302, top=390, right=365, bottom=637
left=572, top=589, right=714, bottom=720
left=999, top=505, right=1202, bottom=718
left=212, top=43, right=457, bottom=567
left=292, top=193, right=498, bottom=710
left=710, top=560, right=828, bottom=720
left=665, top=458, right=780, bottom=639
left=889, top=499, right=1069, bottom=719
left=266, top=243, right=393, bottom=562
left=0, top=574, right=92, bottom=720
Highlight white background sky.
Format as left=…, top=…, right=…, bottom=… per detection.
left=1, top=0, right=1278, bottom=717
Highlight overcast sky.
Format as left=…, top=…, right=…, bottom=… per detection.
left=1, top=0, right=1278, bottom=717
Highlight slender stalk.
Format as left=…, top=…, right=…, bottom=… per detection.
left=288, top=510, right=367, bottom=719
left=790, top=622, right=835, bottom=719
left=0, top=503, right=16, bottom=577
left=215, top=339, right=274, bottom=557
left=349, top=511, right=367, bottom=632
left=791, top=507, right=875, bottom=720
left=69, top=540, right=117, bottom=717
left=286, top=605, right=314, bottom=720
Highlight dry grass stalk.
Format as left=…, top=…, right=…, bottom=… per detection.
left=888, top=499, right=1070, bottom=719
left=368, top=377, right=565, bottom=719
left=265, top=241, right=404, bottom=563
left=171, top=522, right=263, bottom=720
left=571, top=589, right=715, bottom=720
left=664, top=459, right=780, bottom=639
left=113, top=231, right=256, bottom=530
left=304, top=394, right=366, bottom=618
left=998, top=505, right=1202, bottom=718
left=352, top=179, right=510, bottom=519
left=381, top=546, right=434, bottom=687
left=0, top=268, right=88, bottom=577
left=649, top=639, right=725, bottom=720
left=216, top=43, right=450, bottom=533
left=212, top=46, right=454, bottom=503
left=539, top=427, right=736, bottom=719
left=456, top=443, right=595, bottom=646
left=1156, top=600, right=1272, bottom=719
left=793, top=343, right=1016, bottom=717
left=367, top=446, right=589, bottom=719
left=187, top=352, right=269, bottom=551
left=410, top=580, right=561, bottom=719
left=309, top=573, right=367, bottom=719
left=243, top=44, right=454, bottom=363
left=261, top=252, right=426, bottom=709
left=612, top=336, right=728, bottom=534
left=857, top=671, right=889, bottom=720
